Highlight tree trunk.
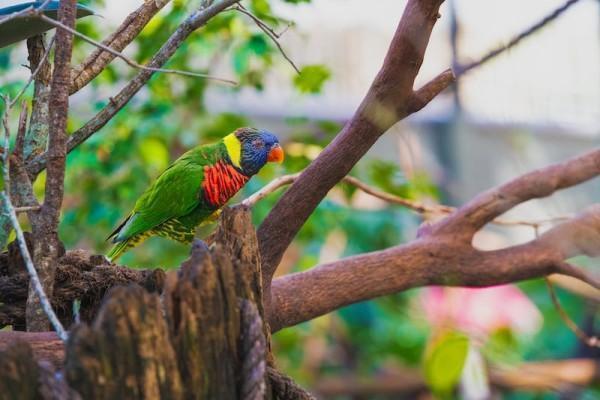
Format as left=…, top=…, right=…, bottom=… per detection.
left=0, top=207, right=312, bottom=399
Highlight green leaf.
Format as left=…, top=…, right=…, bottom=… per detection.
left=424, top=331, right=469, bottom=396
left=293, top=65, right=331, bottom=94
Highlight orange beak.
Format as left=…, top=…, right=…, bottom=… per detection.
left=267, top=144, right=284, bottom=163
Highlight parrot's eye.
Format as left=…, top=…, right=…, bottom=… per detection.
left=252, top=140, right=265, bottom=149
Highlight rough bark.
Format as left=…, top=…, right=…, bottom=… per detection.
left=27, top=0, right=78, bottom=332
left=0, top=208, right=306, bottom=399
left=1, top=246, right=165, bottom=330
left=25, top=35, right=52, bottom=164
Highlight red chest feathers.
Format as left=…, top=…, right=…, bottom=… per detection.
left=202, top=161, right=249, bottom=207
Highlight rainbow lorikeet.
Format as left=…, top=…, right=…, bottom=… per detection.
left=106, top=128, right=284, bottom=261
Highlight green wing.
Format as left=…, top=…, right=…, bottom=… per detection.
left=111, top=150, right=208, bottom=243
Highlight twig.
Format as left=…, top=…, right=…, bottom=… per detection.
left=0, top=96, right=67, bottom=341
left=241, top=173, right=300, bottom=207
left=546, top=277, right=599, bottom=347
left=70, top=0, right=173, bottom=94
left=233, top=4, right=300, bottom=74
left=342, top=175, right=453, bottom=215
left=532, top=224, right=600, bottom=349
left=26, top=0, right=243, bottom=177
left=37, top=13, right=237, bottom=85
left=15, top=205, right=41, bottom=213
left=242, top=172, right=572, bottom=230
left=455, top=0, right=582, bottom=76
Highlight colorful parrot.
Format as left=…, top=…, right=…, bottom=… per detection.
left=106, top=127, right=284, bottom=261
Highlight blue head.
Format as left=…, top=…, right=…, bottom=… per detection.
left=226, top=127, right=284, bottom=176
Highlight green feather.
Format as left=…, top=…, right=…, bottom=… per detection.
left=107, top=141, right=230, bottom=261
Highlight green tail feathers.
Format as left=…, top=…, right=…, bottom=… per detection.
left=106, top=240, right=131, bottom=262
left=106, top=230, right=151, bottom=262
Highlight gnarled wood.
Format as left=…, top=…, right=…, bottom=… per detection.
left=0, top=208, right=307, bottom=399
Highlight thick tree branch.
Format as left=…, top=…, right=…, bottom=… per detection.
left=28, top=0, right=77, bottom=332
left=268, top=151, right=600, bottom=332
left=257, top=0, right=452, bottom=286
left=26, top=0, right=241, bottom=178
left=70, top=0, right=172, bottom=94
left=435, top=149, right=600, bottom=237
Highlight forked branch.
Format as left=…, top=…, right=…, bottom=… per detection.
left=268, top=150, right=600, bottom=331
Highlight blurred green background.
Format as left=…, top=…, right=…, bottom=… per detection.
left=1, top=0, right=599, bottom=398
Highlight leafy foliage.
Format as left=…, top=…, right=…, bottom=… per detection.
left=293, top=64, right=331, bottom=94
left=424, top=331, right=469, bottom=396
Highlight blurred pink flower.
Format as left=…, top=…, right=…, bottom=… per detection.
left=420, top=285, right=542, bottom=336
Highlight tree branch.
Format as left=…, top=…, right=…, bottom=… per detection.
left=454, top=0, right=583, bottom=76
left=38, top=13, right=237, bottom=85
left=26, top=0, right=242, bottom=178
left=28, top=0, right=78, bottom=332
left=268, top=151, right=600, bottom=332
left=233, top=4, right=300, bottom=74
left=257, top=0, right=452, bottom=288
left=1, top=97, right=66, bottom=340
left=70, top=0, right=172, bottom=94
left=435, top=148, right=600, bottom=238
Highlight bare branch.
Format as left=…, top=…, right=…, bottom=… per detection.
left=70, top=0, right=173, bottom=94
left=408, top=68, right=455, bottom=113
left=38, top=13, right=237, bottom=85
left=26, top=0, right=242, bottom=178
left=241, top=173, right=300, bottom=207
left=233, top=4, right=300, bottom=74
left=14, top=205, right=41, bottom=213
left=243, top=172, right=569, bottom=229
left=435, top=149, right=600, bottom=237
left=545, top=275, right=599, bottom=347
left=315, top=359, right=600, bottom=395
left=455, top=0, right=583, bottom=76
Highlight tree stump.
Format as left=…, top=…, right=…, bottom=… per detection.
left=0, top=207, right=310, bottom=399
